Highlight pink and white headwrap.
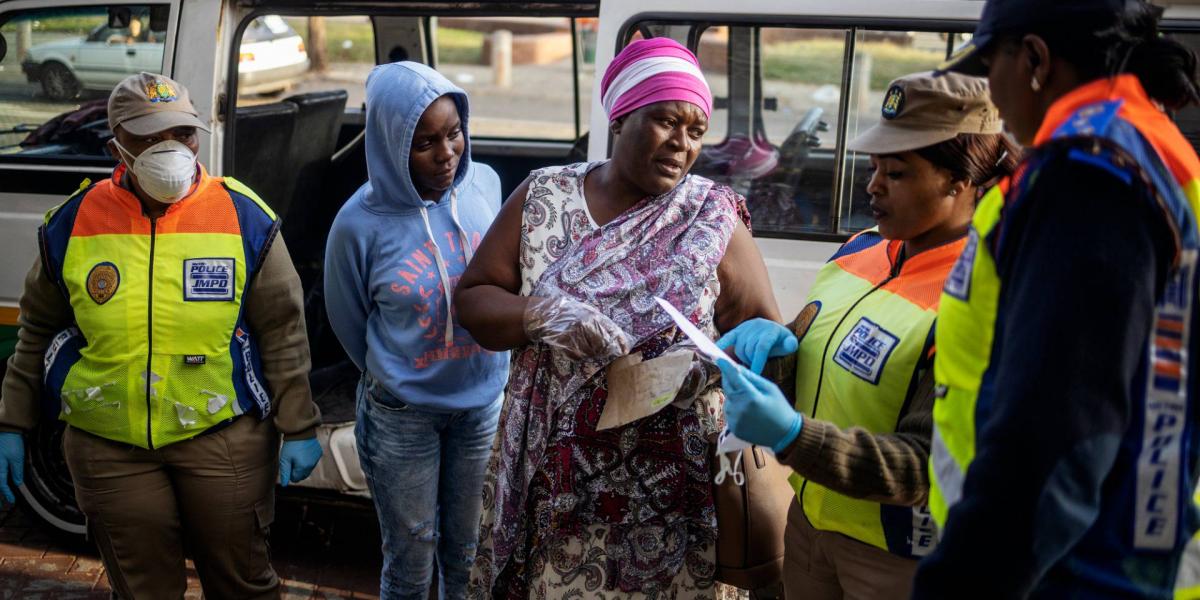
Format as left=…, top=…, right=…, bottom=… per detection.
left=600, top=37, right=713, bottom=122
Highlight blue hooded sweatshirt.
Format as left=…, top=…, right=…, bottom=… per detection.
left=324, top=62, right=508, bottom=411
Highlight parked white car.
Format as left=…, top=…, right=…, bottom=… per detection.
left=21, top=15, right=308, bottom=100
left=236, top=15, right=311, bottom=96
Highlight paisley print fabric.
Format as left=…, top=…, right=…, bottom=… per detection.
left=469, top=162, right=749, bottom=598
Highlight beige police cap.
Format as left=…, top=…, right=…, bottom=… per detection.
left=846, top=71, right=1001, bottom=155
left=107, top=72, right=209, bottom=136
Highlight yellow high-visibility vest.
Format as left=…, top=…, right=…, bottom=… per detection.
left=41, top=165, right=278, bottom=449
left=792, top=229, right=963, bottom=558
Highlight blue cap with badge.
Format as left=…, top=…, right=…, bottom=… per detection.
left=937, top=0, right=1135, bottom=76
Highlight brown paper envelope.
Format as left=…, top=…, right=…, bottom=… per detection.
left=598, top=350, right=694, bottom=430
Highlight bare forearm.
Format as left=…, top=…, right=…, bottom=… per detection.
left=456, top=284, right=532, bottom=350
left=715, top=222, right=781, bottom=332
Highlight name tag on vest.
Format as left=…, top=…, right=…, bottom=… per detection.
left=833, top=317, right=899, bottom=385
left=184, top=258, right=235, bottom=301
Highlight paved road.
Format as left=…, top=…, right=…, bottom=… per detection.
left=0, top=498, right=386, bottom=599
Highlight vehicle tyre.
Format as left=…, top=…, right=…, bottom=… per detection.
left=18, top=419, right=86, bottom=541
left=39, top=62, right=80, bottom=101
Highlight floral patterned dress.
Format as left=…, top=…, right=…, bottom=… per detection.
left=468, top=162, right=749, bottom=600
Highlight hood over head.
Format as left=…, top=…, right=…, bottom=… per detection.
left=362, top=61, right=473, bottom=213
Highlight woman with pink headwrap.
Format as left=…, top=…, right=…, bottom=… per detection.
left=456, top=38, right=780, bottom=598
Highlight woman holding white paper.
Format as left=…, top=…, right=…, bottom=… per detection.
left=455, top=37, right=779, bottom=599
left=715, top=71, right=1020, bottom=600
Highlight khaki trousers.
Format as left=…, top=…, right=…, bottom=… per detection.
left=63, top=416, right=280, bottom=600
left=783, top=500, right=918, bottom=600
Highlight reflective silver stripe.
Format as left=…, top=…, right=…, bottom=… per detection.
left=235, top=329, right=265, bottom=416
left=931, top=424, right=964, bottom=514
left=42, top=327, right=80, bottom=380
left=1135, top=249, right=1196, bottom=550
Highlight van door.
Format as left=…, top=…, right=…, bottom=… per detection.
left=218, top=4, right=599, bottom=376
left=0, top=0, right=187, bottom=327
left=0, top=0, right=207, bottom=537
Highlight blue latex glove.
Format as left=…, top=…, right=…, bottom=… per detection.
left=716, top=359, right=803, bottom=454
left=0, top=432, right=23, bottom=505
left=716, top=318, right=798, bottom=374
left=279, top=437, right=323, bottom=487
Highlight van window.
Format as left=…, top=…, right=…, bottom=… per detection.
left=234, top=16, right=374, bottom=107
left=432, top=16, right=592, bottom=141
left=841, top=31, right=955, bottom=233
left=0, top=5, right=169, bottom=160
left=641, top=23, right=850, bottom=237
left=625, top=22, right=966, bottom=239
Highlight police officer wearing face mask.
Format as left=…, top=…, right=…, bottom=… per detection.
left=0, top=72, right=323, bottom=599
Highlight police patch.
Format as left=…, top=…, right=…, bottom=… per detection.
left=86, top=262, right=119, bottom=305
left=184, top=258, right=235, bottom=301
left=944, top=228, right=978, bottom=301
left=833, top=317, right=899, bottom=385
left=882, top=85, right=905, bottom=120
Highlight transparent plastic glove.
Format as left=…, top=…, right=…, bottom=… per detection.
left=0, top=432, right=23, bottom=505
left=716, top=359, right=802, bottom=454
left=279, top=437, right=323, bottom=487
left=669, top=340, right=720, bottom=407
left=717, top=318, right=798, bottom=374
left=523, top=296, right=632, bottom=361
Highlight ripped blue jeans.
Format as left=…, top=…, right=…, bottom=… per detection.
left=357, top=373, right=502, bottom=600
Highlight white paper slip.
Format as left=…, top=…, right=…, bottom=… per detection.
left=653, top=296, right=731, bottom=362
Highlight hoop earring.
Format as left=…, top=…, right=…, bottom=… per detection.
left=1031, top=77, right=1042, bottom=92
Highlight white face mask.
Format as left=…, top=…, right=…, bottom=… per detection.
left=114, top=139, right=198, bottom=204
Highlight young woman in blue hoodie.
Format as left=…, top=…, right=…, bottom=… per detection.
left=324, top=62, right=509, bottom=600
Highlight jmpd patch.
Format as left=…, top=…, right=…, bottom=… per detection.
left=184, top=258, right=235, bottom=301
left=834, top=317, right=900, bottom=384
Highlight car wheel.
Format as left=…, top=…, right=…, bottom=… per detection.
left=39, top=62, right=80, bottom=101
left=18, top=419, right=86, bottom=540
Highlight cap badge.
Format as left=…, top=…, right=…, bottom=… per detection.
left=882, top=85, right=905, bottom=120
left=86, top=262, right=120, bottom=305
left=145, top=80, right=178, bottom=103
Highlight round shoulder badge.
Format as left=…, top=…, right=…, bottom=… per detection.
left=794, top=300, right=822, bottom=342
left=86, top=262, right=120, bottom=305
left=882, top=85, right=905, bottom=120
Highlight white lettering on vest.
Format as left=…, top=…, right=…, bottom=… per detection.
left=833, top=317, right=899, bottom=385
left=183, top=258, right=235, bottom=301
left=1136, top=252, right=1195, bottom=550
left=910, top=505, right=937, bottom=557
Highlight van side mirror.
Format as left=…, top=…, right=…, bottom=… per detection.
left=0, top=34, right=7, bottom=63
left=149, top=6, right=169, bottom=33
left=108, top=7, right=132, bottom=30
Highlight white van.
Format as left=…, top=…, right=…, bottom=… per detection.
left=1, top=0, right=1200, bottom=542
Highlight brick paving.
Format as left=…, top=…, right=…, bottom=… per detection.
left=0, top=498, right=385, bottom=599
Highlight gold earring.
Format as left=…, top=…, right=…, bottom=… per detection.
left=1031, top=77, right=1041, bottom=92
